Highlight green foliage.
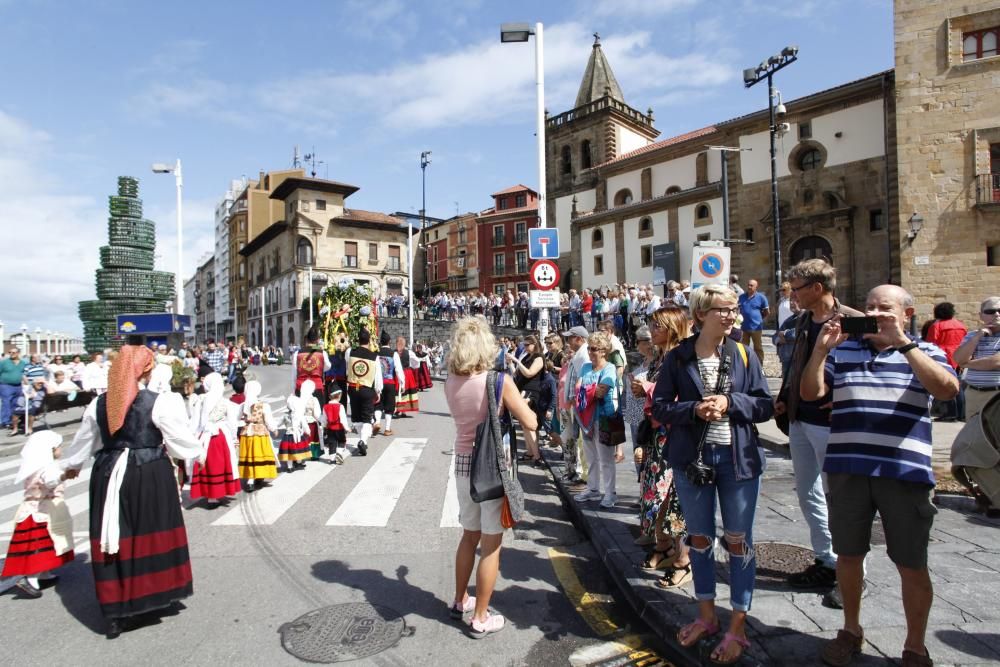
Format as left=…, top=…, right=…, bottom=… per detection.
left=314, top=282, right=377, bottom=350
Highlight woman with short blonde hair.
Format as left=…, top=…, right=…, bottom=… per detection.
left=688, top=284, right=739, bottom=328
left=444, top=316, right=537, bottom=638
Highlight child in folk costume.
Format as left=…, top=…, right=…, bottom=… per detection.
left=322, top=387, right=349, bottom=464
left=278, top=395, right=311, bottom=471
left=300, top=379, right=323, bottom=460
left=0, top=431, right=75, bottom=599
left=238, top=380, right=278, bottom=491
left=189, top=373, right=241, bottom=505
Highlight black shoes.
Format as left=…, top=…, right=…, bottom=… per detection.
left=789, top=559, right=837, bottom=589
left=357, top=442, right=367, bottom=456
left=14, top=578, right=41, bottom=598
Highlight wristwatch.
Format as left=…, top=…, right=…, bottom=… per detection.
left=896, top=342, right=919, bottom=354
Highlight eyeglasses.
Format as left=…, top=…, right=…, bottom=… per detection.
left=983, top=308, right=1000, bottom=316
left=790, top=282, right=817, bottom=293
left=707, top=307, right=739, bottom=317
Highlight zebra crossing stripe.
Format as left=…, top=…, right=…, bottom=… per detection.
left=327, top=438, right=428, bottom=527
left=0, top=459, right=22, bottom=472
left=439, top=453, right=460, bottom=528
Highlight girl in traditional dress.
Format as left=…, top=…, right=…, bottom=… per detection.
left=0, top=431, right=75, bottom=598
left=189, top=373, right=241, bottom=505
left=238, top=380, right=278, bottom=491
left=412, top=343, right=433, bottom=391
left=395, top=337, right=419, bottom=415
left=322, top=387, right=348, bottom=464
left=277, top=395, right=310, bottom=471
left=60, top=345, right=202, bottom=638
left=300, top=379, right=323, bottom=460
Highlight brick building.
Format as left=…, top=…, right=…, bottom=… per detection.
left=476, top=185, right=540, bottom=296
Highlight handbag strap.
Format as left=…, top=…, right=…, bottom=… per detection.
left=694, top=347, right=733, bottom=464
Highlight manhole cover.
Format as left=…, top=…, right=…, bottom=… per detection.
left=279, top=603, right=406, bottom=663
left=752, top=542, right=816, bottom=585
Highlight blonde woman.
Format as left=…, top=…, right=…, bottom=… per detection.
left=444, top=316, right=537, bottom=638
left=573, top=331, right=624, bottom=509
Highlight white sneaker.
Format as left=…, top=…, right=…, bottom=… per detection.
left=574, top=489, right=602, bottom=502
left=599, top=493, right=618, bottom=508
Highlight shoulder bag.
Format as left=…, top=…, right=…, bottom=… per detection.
left=470, top=371, right=506, bottom=502
left=598, top=366, right=627, bottom=447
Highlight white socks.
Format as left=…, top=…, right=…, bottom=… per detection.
left=358, top=423, right=372, bottom=442
left=384, top=415, right=392, bottom=432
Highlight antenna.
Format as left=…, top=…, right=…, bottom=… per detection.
left=303, top=147, right=323, bottom=178
left=454, top=201, right=459, bottom=215
left=293, top=145, right=301, bottom=168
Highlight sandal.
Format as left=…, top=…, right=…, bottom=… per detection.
left=516, top=453, right=533, bottom=462
left=710, top=632, right=751, bottom=665
left=677, top=616, right=720, bottom=648
left=655, top=562, right=692, bottom=588
left=640, top=542, right=677, bottom=571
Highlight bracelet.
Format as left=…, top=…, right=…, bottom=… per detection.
left=896, top=342, right=919, bottom=354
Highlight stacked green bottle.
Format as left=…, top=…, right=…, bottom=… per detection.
left=78, top=176, right=176, bottom=352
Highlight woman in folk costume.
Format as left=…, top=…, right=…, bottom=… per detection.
left=238, top=380, right=278, bottom=491
left=411, top=342, right=433, bottom=391
left=0, top=431, right=75, bottom=599
left=60, top=345, right=202, bottom=638
left=374, top=329, right=405, bottom=436
left=189, top=373, right=241, bottom=505
left=300, top=379, right=323, bottom=460
left=278, top=394, right=311, bottom=471
left=395, top=336, right=419, bottom=415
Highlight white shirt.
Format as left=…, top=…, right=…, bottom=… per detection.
left=82, top=361, right=108, bottom=392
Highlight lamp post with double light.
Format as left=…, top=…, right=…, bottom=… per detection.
left=500, top=21, right=550, bottom=339
left=744, top=46, right=798, bottom=305
left=151, top=159, right=184, bottom=315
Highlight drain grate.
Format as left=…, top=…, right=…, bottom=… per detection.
left=279, top=603, right=406, bottom=663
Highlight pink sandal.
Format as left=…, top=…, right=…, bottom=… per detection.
left=710, top=632, right=751, bottom=665
left=677, top=616, right=720, bottom=648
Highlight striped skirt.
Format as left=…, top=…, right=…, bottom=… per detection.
left=415, top=364, right=433, bottom=390
left=89, top=451, right=192, bottom=619
left=278, top=433, right=311, bottom=462
left=189, top=432, right=241, bottom=500
left=1, top=515, right=74, bottom=577
left=238, top=434, right=277, bottom=480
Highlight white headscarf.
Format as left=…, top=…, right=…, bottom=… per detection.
left=197, top=373, right=225, bottom=433
left=15, top=431, right=63, bottom=484
left=286, top=394, right=305, bottom=440
left=147, top=363, right=173, bottom=394
left=300, top=379, right=315, bottom=398
left=243, top=380, right=262, bottom=417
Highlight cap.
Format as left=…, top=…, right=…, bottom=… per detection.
left=635, top=325, right=652, bottom=341
left=561, top=326, right=589, bottom=339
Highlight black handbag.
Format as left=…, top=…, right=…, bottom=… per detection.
left=470, top=371, right=506, bottom=502
left=635, top=417, right=654, bottom=448
left=685, top=351, right=732, bottom=487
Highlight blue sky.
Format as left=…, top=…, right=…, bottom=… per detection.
left=0, top=0, right=892, bottom=336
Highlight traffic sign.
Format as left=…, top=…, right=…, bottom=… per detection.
left=530, top=289, right=561, bottom=308
left=690, top=245, right=731, bottom=289
left=528, top=228, right=559, bottom=259
left=530, top=259, right=560, bottom=290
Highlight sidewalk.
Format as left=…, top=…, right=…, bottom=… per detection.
left=544, top=420, right=1000, bottom=666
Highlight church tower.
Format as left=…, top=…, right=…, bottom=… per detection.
left=545, top=34, right=659, bottom=280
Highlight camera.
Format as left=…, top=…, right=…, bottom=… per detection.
left=686, top=459, right=716, bottom=486
left=840, top=316, right=879, bottom=336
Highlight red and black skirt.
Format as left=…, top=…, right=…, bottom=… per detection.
left=189, top=432, right=241, bottom=500
left=89, top=448, right=193, bottom=619
left=1, top=515, right=74, bottom=577
left=415, top=364, right=433, bottom=391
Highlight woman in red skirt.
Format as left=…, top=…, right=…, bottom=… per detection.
left=1, top=431, right=75, bottom=598
left=412, top=343, right=433, bottom=391
left=189, top=373, right=241, bottom=506
left=396, top=337, right=420, bottom=414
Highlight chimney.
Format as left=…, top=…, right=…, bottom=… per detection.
left=258, top=171, right=265, bottom=189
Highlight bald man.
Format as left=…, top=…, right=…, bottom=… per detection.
left=801, top=285, right=958, bottom=667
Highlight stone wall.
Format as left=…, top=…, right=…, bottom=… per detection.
left=379, top=318, right=528, bottom=346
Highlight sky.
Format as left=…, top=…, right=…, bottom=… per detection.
left=0, top=0, right=893, bottom=337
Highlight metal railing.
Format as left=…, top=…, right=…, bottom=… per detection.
left=492, top=235, right=506, bottom=247
left=513, top=233, right=528, bottom=244
left=342, top=256, right=358, bottom=267
left=387, top=259, right=401, bottom=271
left=976, top=173, right=1000, bottom=206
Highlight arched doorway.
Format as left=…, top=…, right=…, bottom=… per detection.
left=790, top=235, right=833, bottom=265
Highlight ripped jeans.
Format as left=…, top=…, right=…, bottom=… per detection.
left=672, top=445, right=761, bottom=612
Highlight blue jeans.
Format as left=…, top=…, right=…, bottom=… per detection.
left=788, top=420, right=836, bottom=568
left=0, top=383, right=20, bottom=426
left=673, top=446, right=761, bottom=612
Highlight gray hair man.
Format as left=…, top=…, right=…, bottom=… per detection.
left=953, top=295, right=1000, bottom=419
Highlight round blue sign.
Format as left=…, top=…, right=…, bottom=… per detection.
left=699, top=253, right=724, bottom=278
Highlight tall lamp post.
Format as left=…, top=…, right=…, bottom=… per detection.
left=420, top=151, right=431, bottom=304
left=152, top=159, right=185, bottom=315
left=743, top=46, right=797, bottom=306
left=500, top=21, right=549, bottom=339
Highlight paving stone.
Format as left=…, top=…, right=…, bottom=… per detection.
left=743, top=592, right=822, bottom=636
left=865, top=623, right=1000, bottom=666
left=937, top=622, right=1000, bottom=662
left=929, top=552, right=1000, bottom=584
left=754, top=629, right=889, bottom=666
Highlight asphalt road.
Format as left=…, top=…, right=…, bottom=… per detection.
left=0, top=365, right=673, bottom=666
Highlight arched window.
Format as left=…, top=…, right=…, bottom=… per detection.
left=614, top=189, right=633, bottom=206
left=799, top=148, right=822, bottom=171
left=296, top=237, right=314, bottom=265
left=581, top=140, right=592, bottom=169
left=696, top=204, right=711, bottom=219
left=561, top=145, right=572, bottom=175
left=592, top=228, right=603, bottom=247
left=790, top=235, right=833, bottom=265
left=289, top=276, right=296, bottom=307
left=639, top=217, right=653, bottom=233
left=665, top=186, right=682, bottom=195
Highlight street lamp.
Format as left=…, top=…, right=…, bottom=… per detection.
left=420, top=151, right=431, bottom=305
left=744, top=46, right=798, bottom=306
left=500, top=21, right=549, bottom=339
left=706, top=145, right=753, bottom=241
left=152, top=159, right=184, bottom=315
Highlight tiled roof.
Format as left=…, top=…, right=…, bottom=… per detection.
left=491, top=184, right=537, bottom=197
left=595, top=125, right=718, bottom=168
left=479, top=201, right=539, bottom=218
left=336, top=209, right=405, bottom=226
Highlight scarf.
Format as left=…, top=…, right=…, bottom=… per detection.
left=575, top=383, right=599, bottom=435
left=106, top=345, right=154, bottom=435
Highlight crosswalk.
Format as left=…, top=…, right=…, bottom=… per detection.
left=0, top=434, right=466, bottom=563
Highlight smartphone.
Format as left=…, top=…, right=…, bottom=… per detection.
left=840, top=316, right=879, bottom=336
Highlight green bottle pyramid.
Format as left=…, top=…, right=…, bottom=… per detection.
left=78, top=176, right=176, bottom=352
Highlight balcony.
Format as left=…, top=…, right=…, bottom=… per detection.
left=493, top=264, right=506, bottom=276
left=492, top=235, right=506, bottom=247
left=515, top=262, right=528, bottom=275
left=387, top=258, right=401, bottom=271
left=342, top=256, right=359, bottom=268
left=976, top=173, right=1000, bottom=208
left=513, top=233, right=528, bottom=244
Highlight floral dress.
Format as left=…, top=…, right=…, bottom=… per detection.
left=637, top=353, right=687, bottom=541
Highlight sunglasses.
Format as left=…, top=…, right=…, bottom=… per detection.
left=983, top=308, right=1000, bottom=316
left=790, top=282, right=817, bottom=293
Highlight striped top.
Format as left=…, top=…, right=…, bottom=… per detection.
left=697, top=356, right=732, bottom=446
left=822, top=339, right=955, bottom=486
left=962, top=331, right=1000, bottom=388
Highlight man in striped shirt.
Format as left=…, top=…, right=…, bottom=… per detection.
left=801, top=285, right=959, bottom=667
left=953, top=295, right=1000, bottom=420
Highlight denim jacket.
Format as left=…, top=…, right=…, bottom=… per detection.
left=651, top=334, right=774, bottom=480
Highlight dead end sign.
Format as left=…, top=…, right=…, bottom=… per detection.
left=530, top=259, right=560, bottom=290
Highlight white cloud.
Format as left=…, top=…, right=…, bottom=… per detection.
left=588, top=0, right=698, bottom=16
left=126, top=78, right=254, bottom=127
